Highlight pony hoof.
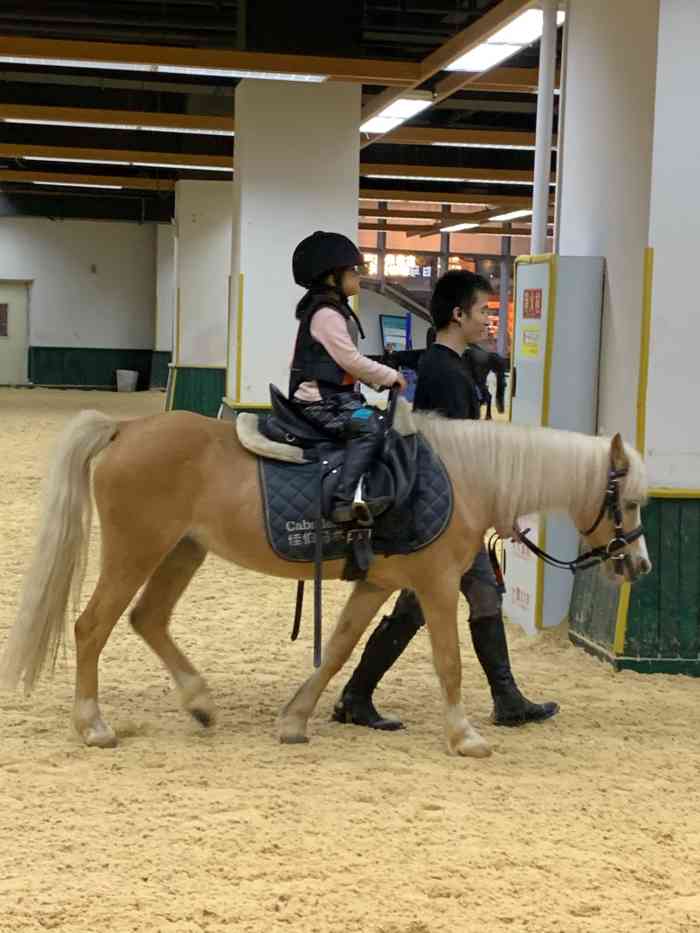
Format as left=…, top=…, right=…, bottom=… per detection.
left=83, top=725, right=118, bottom=749
left=452, top=736, right=492, bottom=758
left=190, top=708, right=214, bottom=728
left=280, top=734, right=310, bottom=745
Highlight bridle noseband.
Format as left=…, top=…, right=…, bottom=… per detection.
left=514, top=466, right=645, bottom=577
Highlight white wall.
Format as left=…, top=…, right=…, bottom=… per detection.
left=357, top=287, right=430, bottom=355
left=175, top=180, right=232, bottom=367
left=557, top=0, right=659, bottom=442
left=156, top=223, right=175, bottom=353
left=0, top=217, right=156, bottom=348
left=645, top=0, right=700, bottom=486
left=230, top=80, right=360, bottom=403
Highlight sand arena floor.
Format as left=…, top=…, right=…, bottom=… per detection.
left=0, top=387, right=698, bottom=933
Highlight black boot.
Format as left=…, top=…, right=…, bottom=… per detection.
left=330, top=413, right=384, bottom=524
left=333, top=593, right=424, bottom=730
left=469, top=614, right=560, bottom=727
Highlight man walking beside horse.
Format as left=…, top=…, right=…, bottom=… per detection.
left=333, top=269, right=560, bottom=731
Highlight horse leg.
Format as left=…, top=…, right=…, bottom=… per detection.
left=73, top=533, right=179, bottom=748
left=415, top=581, right=492, bottom=758
left=279, top=581, right=391, bottom=744
left=129, top=536, right=215, bottom=728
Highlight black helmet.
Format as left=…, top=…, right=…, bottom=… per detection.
left=292, top=231, right=363, bottom=288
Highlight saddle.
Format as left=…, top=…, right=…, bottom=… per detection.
left=230, top=387, right=453, bottom=668
left=260, top=385, right=417, bottom=530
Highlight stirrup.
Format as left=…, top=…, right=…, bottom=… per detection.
left=351, top=477, right=373, bottom=527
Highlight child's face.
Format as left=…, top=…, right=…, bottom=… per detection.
left=340, top=267, right=361, bottom=298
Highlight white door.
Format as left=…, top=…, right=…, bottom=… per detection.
left=0, top=282, right=29, bottom=385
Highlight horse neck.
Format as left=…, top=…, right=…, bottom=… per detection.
left=414, top=416, right=608, bottom=534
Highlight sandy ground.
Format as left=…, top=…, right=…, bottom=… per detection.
left=0, top=387, right=698, bottom=933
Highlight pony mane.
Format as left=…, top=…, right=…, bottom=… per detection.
left=412, top=413, right=648, bottom=534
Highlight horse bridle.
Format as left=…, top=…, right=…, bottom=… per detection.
left=514, top=467, right=645, bottom=577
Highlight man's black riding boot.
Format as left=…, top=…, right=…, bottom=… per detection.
left=333, top=595, right=423, bottom=730
left=469, top=613, right=560, bottom=727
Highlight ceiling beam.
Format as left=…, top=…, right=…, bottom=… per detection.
left=0, top=170, right=175, bottom=191
left=0, top=104, right=234, bottom=134
left=359, top=222, right=537, bottom=237
left=361, top=0, right=535, bottom=126
left=360, top=207, right=487, bottom=221
left=468, top=67, right=545, bottom=94
left=380, top=126, right=543, bottom=148
left=360, top=163, right=547, bottom=184
left=0, top=36, right=420, bottom=86
left=0, top=143, right=232, bottom=168
left=360, top=188, right=535, bottom=208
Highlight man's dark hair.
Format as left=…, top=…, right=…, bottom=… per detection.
left=430, top=270, right=492, bottom=331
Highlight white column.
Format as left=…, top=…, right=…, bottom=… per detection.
left=156, top=222, right=175, bottom=354
left=645, top=0, right=700, bottom=487
left=174, top=180, right=232, bottom=367
left=228, top=80, right=360, bottom=404
left=531, top=0, right=558, bottom=255
left=556, top=0, right=659, bottom=443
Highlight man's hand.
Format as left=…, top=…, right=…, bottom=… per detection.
left=394, top=372, right=408, bottom=391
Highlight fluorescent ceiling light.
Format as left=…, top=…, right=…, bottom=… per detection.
left=145, top=126, right=233, bottom=136
left=360, top=93, right=432, bottom=135
left=0, top=56, right=153, bottom=72
left=489, top=209, right=533, bottom=221
left=363, top=173, right=469, bottom=183
left=0, top=55, right=327, bottom=82
left=5, top=118, right=139, bottom=130
left=23, top=156, right=130, bottom=165
left=364, top=173, right=544, bottom=186
left=447, top=44, right=521, bottom=73
left=3, top=117, right=233, bottom=136
left=132, top=161, right=232, bottom=171
left=359, top=116, right=404, bottom=134
left=488, top=10, right=554, bottom=45
left=431, top=141, right=536, bottom=151
left=156, top=65, right=326, bottom=82
left=360, top=197, right=489, bottom=207
left=32, top=181, right=124, bottom=189
left=23, top=155, right=231, bottom=172
left=380, top=98, right=433, bottom=121
left=440, top=222, right=481, bottom=233
left=447, top=10, right=566, bottom=73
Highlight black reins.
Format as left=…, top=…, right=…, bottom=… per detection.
left=513, top=467, right=644, bottom=577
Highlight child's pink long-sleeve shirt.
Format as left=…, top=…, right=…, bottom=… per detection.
left=294, top=306, right=398, bottom=402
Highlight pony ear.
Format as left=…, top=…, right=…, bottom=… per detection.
left=610, top=433, right=629, bottom=472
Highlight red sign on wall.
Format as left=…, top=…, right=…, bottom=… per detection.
left=523, top=288, right=543, bottom=319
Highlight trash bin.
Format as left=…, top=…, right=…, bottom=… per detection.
left=116, top=369, right=139, bottom=392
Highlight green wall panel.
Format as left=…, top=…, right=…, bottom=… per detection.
left=169, top=367, right=226, bottom=418
left=151, top=351, right=171, bottom=388
left=569, top=496, right=700, bottom=675
left=29, top=346, right=154, bottom=389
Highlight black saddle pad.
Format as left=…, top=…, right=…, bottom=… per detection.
left=259, top=434, right=453, bottom=563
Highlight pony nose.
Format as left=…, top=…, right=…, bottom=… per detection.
left=638, top=557, right=652, bottom=576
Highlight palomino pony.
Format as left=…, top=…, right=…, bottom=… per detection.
left=0, top=405, right=650, bottom=757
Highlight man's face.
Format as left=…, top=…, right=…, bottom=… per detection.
left=458, top=290, right=490, bottom=344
